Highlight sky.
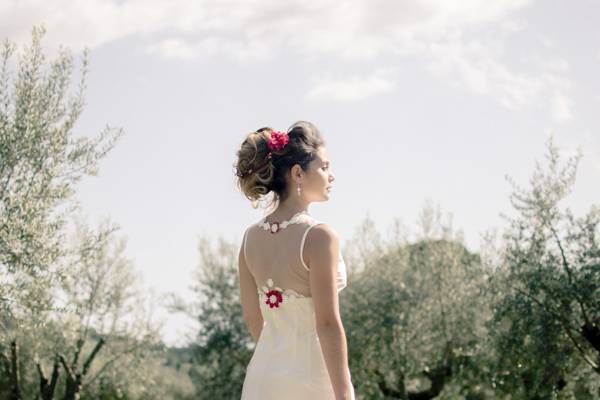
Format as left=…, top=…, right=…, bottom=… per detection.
left=2, top=0, right=599, bottom=346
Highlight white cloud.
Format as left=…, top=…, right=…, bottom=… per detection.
left=0, top=0, right=176, bottom=49
left=147, top=36, right=274, bottom=62
left=424, top=38, right=540, bottom=106
left=544, top=58, right=569, bottom=72
left=1, top=0, right=532, bottom=56
left=147, top=39, right=199, bottom=61
left=306, top=68, right=397, bottom=102
left=423, top=36, right=573, bottom=118
left=2, top=0, right=576, bottom=110
left=551, top=92, right=572, bottom=123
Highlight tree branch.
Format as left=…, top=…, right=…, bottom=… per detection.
left=548, top=222, right=591, bottom=326
left=86, top=339, right=142, bottom=386
left=49, top=356, right=60, bottom=397
left=512, top=286, right=598, bottom=371
left=35, top=361, right=47, bottom=385
left=36, top=357, right=60, bottom=400
left=71, top=337, right=84, bottom=368
left=58, top=353, right=74, bottom=378
left=82, top=337, right=105, bottom=377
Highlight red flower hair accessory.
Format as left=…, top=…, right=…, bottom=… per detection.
left=267, top=130, right=289, bottom=151
left=235, top=129, right=290, bottom=178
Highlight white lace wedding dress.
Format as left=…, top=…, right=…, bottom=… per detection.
left=240, top=211, right=355, bottom=400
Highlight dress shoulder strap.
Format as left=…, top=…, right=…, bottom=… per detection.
left=299, top=220, right=325, bottom=271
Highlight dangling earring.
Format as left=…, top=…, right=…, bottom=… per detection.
left=297, top=183, right=302, bottom=197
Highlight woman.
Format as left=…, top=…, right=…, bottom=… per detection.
left=234, top=121, right=355, bottom=400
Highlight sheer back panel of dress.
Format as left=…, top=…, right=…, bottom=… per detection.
left=244, top=217, right=319, bottom=299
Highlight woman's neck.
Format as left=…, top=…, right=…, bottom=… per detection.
left=268, top=201, right=309, bottom=221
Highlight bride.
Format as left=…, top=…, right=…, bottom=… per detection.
left=234, top=120, right=355, bottom=399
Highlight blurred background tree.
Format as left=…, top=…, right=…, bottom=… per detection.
left=341, top=204, right=494, bottom=399
left=0, top=27, right=192, bottom=400
left=0, top=25, right=121, bottom=317
left=167, top=235, right=252, bottom=400
left=0, top=24, right=120, bottom=399
left=487, top=137, right=600, bottom=398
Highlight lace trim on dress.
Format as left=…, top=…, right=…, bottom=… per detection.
left=258, top=278, right=309, bottom=308
left=257, top=211, right=314, bottom=233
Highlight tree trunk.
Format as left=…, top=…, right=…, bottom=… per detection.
left=581, top=321, right=600, bottom=373
left=62, top=373, right=83, bottom=400
left=9, top=341, right=22, bottom=400
left=37, top=355, right=61, bottom=400
left=59, top=337, right=105, bottom=400
left=373, top=353, right=453, bottom=400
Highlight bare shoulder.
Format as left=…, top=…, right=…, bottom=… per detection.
left=241, top=223, right=257, bottom=249
left=305, top=223, right=340, bottom=266
left=307, top=223, right=339, bottom=244
left=307, top=223, right=342, bottom=326
left=245, top=222, right=257, bottom=235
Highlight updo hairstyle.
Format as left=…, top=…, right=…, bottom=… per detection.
left=234, top=121, right=325, bottom=209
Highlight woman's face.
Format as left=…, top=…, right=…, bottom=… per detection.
left=302, top=146, right=335, bottom=202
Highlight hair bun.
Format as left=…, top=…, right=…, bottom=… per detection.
left=234, top=121, right=325, bottom=208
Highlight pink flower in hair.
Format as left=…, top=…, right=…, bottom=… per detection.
left=267, top=130, right=289, bottom=151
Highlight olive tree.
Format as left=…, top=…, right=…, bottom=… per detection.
left=0, top=25, right=122, bottom=399
left=0, top=25, right=122, bottom=305
left=56, top=215, right=166, bottom=399
left=343, top=205, right=493, bottom=399
left=0, top=27, right=174, bottom=399
left=177, top=235, right=252, bottom=399
left=489, top=137, right=600, bottom=398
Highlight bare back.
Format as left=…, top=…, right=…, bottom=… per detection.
left=243, top=212, right=347, bottom=300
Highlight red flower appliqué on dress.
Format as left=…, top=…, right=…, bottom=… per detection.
left=262, top=278, right=286, bottom=308
left=259, top=278, right=306, bottom=308
left=265, top=289, right=283, bottom=308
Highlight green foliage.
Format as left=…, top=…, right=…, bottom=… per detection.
left=0, top=27, right=173, bottom=400
left=489, top=137, right=600, bottom=398
left=0, top=26, right=122, bottom=279
left=342, top=206, right=494, bottom=399
left=183, top=236, right=253, bottom=399
left=0, top=27, right=124, bottom=373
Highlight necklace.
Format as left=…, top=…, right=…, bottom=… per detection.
left=258, top=210, right=312, bottom=234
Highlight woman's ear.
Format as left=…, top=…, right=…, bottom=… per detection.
left=290, top=164, right=303, bottom=183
